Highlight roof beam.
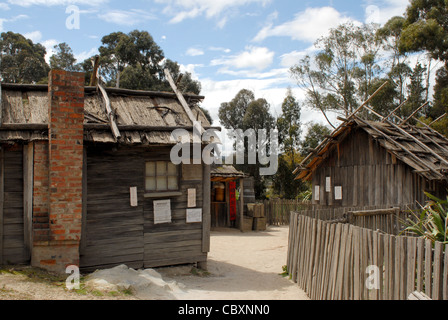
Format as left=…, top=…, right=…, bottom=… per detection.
left=398, top=101, right=430, bottom=127
left=361, top=104, right=448, bottom=167
left=355, top=116, right=443, bottom=179
left=98, top=83, right=121, bottom=142
left=164, top=69, right=204, bottom=135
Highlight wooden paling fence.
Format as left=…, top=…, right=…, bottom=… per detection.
left=296, top=205, right=416, bottom=235
left=263, top=199, right=312, bottom=226
left=287, top=212, right=448, bottom=300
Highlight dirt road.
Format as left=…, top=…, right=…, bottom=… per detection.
left=157, top=225, right=310, bottom=300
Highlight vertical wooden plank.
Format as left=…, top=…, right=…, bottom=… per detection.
left=425, top=239, right=433, bottom=298
left=22, top=143, right=34, bottom=260
left=291, top=214, right=299, bottom=283
left=443, top=244, right=448, bottom=300
left=319, top=221, right=331, bottom=300
left=383, top=234, right=390, bottom=300
left=329, top=223, right=342, bottom=300
left=323, top=223, right=335, bottom=300
left=336, top=224, right=348, bottom=299
left=416, top=238, right=425, bottom=293
left=239, top=178, right=244, bottom=232
left=0, top=148, right=3, bottom=265
left=399, top=237, right=407, bottom=300
left=297, top=215, right=306, bottom=288
left=286, top=212, right=293, bottom=272
left=80, top=147, right=88, bottom=255
left=311, top=220, right=323, bottom=300
left=407, top=237, right=417, bottom=298
left=353, top=226, right=360, bottom=300
left=394, top=237, right=401, bottom=300
left=433, top=242, right=443, bottom=300
left=387, top=235, right=395, bottom=300
left=344, top=225, right=354, bottom=300
left=202, top=162, right=211, bottom=253
left=307, top=218, right=317, bottom=296
left=353, top=166, right=358, bottom=207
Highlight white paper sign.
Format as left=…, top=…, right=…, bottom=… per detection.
left=314, top=186, right=320, bottom=201
left=188, top=188, right=196, bottom=208
left=186, top=208, right=202, bottom=223
left=130, top=187, right=138, bottom=207
left=326, top=177, right=331, bottom=192
left=335, top=186, right=343, bottom=200
left=154, top=199, right=171, bottom=224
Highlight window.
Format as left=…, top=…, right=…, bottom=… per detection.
left=145, top=161, right=179, bottom=192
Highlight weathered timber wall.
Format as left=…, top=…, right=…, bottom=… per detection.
left=0, top=144, right=28, bottom=265
left=80, top=145, right=207, bottom=271
left=311, top=128, right=446, bottom=208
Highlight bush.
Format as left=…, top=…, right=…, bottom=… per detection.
left=403, top=192, right=448, bottom=244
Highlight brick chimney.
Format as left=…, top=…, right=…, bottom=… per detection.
left=31, top=70, right=85, bottom=273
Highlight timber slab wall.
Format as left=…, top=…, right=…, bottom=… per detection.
left=80, top=145, right=208, bottom=272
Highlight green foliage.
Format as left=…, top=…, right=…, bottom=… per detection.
left=402, top=192, right=448, bottom=244
left=399, top=0, right=448, bottom=62
left=218, top=89, right=276, bottom=199
left=93, top=30, right=202, bottom=94
left=49, top=42, right=80, bottom=72
left=277, top=89, right=302, bottom=154
left=300, top=122, right=331, bottom=155
left=0, top=31, right=49, bottom=83
left=291, top=22, right=383, bottom=120
left=218, top=89, right=255, bottom=130
left=272, top=152, right=308, bottom=200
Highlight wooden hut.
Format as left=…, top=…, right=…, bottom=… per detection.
left=0, top=70, right=219, bottom=273
left=294, top=116, right=448, bottom=209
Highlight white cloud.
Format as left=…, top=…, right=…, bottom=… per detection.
left=98, top=9, right=156, bottom=26
left=24, top=30, right=42, bottom=42
left=253, top=7, right=354, bottom=43
left=7, top=0, right=106, bottom=6
left=0, top=14, right=29, bottom=32
left=41, top=39, right=58, bottom=63
left=211, top=46, right=274, bottom=72
left=279, top=46, right=318, bottom=68
left=186, top=47, right=205, bottom=57
left=155, top=0, right=271, bottom=26
left=0, top=2, right=10, bottom=10
left=75, top=47, right=98, bottom=63
left=209, top=46, right=231, bottom=54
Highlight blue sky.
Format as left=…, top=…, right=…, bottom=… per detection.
left=0, top=0, right=412, bottom=133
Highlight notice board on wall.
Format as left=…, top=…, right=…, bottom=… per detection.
left=154, top=199, right=172, bottom=224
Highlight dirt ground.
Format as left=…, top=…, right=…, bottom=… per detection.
left=157, top=225, right=309, bottom=300
left=0, top=225, right=309, bottom=300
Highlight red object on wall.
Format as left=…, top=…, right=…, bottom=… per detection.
left=229, top=181, right=237, bottom=221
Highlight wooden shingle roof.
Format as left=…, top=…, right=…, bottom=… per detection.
left=295, top=116, right=448, bottom=182
left=0, top=83, right=217, bottom=145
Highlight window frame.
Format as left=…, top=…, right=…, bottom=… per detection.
left=144, top=160, right=181, bottom=196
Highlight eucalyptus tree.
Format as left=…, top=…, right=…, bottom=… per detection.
left=290, top=22, right=383, bottom=126
left=0, top=31, right=49, bottom=83
left=49, top=42, right=80, bottom=72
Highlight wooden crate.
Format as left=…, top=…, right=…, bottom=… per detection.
left=253, top=217, right=267, bottom=231
left=247, top=204, right=256, bottom=217
left=242, top=217, right=254, bottom=232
